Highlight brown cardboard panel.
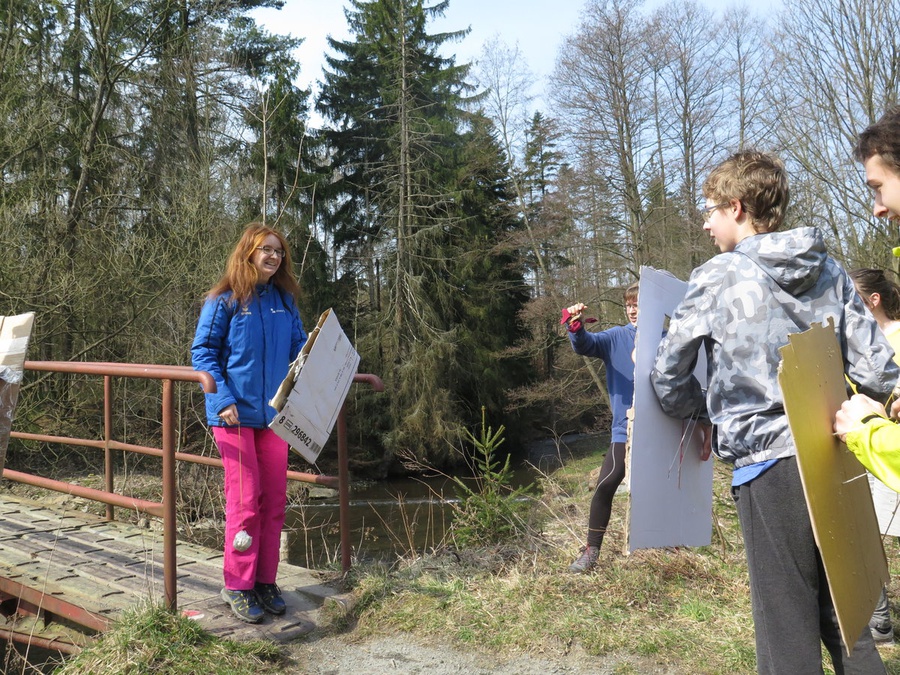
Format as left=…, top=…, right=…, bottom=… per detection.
left=778, top=320, right=888, bottom=655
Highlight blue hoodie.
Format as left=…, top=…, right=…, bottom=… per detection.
left=191, top=283, right=307, bottom=428
left=569, top=323, right=637, bottom=443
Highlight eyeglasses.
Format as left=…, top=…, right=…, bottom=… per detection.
left=700, top=202, right=730, bottom=222
left=255, top=245, right=286, bottom=258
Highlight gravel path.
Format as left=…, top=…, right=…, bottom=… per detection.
left=286, top=634, right=682, bottom=674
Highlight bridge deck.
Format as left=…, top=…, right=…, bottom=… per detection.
left=0, top=492, right=347, bottom=650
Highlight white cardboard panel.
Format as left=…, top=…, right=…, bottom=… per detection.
left=0, top=313, right=35, bottom=380
left=269, top=309, right=360, bottom=464
left=0, top=312, right=36, bottom=476
left=870, top=475, right=900, bottom=537
left=627, top=267, right=714, bottom=552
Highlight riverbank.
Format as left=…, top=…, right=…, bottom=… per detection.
left=278, top=447, right=900, bottom=674
left=17, top=442, right=900, bottom=673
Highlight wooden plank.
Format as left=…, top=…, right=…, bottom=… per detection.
left=0, top=493, right=345, bottom=646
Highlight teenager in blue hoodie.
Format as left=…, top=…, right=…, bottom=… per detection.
left=563, top=282, right=638, bottom=572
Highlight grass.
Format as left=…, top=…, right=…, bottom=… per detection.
left=22, top=439, right=900, bottom=673
left=56, top=603, right=286, bottom=675
left=337, top=444, right=900, bottom=674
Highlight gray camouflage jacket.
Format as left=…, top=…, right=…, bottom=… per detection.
left=651, top=227, right=899, bottom=468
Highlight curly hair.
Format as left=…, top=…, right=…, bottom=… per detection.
left=703, top=151, right=789, bottom=233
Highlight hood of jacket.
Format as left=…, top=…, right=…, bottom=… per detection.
left=734, top=227, right=826, bottom=297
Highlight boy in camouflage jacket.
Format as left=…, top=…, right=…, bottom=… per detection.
left=652, top=151, right=897, bottom=674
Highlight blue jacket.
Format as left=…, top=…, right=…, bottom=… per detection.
left=191, top=283, right=307, bottom=428
left=569, top=323, right=636, bottom=443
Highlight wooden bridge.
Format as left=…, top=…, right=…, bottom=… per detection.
left=0, top=492, right=349, bottom=653
left=0, top=361, right=382, bottom=655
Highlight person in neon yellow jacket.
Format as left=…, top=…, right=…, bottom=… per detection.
left=850, top=268, right=900, bottom=643
left=834, top=107, right=900, bottom=490
left=837, top=409, right=900, bottom=492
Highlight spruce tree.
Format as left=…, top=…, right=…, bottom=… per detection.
left=318, top=0, right=529, bottom=468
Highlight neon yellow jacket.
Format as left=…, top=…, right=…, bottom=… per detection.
left=847, top=417, right=900, bottom=493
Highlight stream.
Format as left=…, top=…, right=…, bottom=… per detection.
left=284, top=466, right=537, bottom=568
left=283, top=432, right=602, bottom=567
left=193, top=433, right=604, bottom=568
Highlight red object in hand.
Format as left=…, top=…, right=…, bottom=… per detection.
left=560, top=308, right=597, bottom=333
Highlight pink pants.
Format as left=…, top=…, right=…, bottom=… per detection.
left=212, top=426, right=288, bottom=591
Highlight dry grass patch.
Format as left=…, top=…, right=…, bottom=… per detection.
left=342, top=444, right=900, bottom=674
left=57, top=602, right=286, bottom=675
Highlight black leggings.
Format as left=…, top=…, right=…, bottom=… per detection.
left=586, top=441, right=627, bottom=549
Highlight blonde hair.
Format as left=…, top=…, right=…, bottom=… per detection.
left=207, top=222, right=301, bottom=306
left=703, top=151, right=789, bottom=233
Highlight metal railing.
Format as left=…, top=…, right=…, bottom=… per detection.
left=6, top=361, right=383, bottom=610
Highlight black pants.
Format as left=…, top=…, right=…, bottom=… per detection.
left=586, top=441, right=627, bottom=549
left=733, top=456, right=884, bottom=675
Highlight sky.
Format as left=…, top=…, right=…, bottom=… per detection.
left=251, top=0, right=783, bottom=110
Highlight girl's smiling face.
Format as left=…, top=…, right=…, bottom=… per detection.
left=251, top=234, right=284, bottom=282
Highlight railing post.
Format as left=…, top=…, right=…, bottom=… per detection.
left=337, top=405, right=350, bottom=573
left=161, top=379, right=177, bottom=610
left=104, top=376, right=114, bottom=522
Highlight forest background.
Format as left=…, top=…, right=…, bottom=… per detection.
left=1, top=0, right=898, bottom=477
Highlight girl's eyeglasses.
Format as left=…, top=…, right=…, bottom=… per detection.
left=256, top=246, right=286, bottom=258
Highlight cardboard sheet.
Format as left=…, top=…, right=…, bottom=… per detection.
left=627, top=267, right=714, bottom=552
left=778, top=320, right=888, bottom=655
left=870, top=475, right=900, bottom=536
left=269, top=309, right=360, bottom=464
left=0, top=313, right=36, bottom=475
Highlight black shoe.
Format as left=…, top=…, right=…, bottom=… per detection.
left=255, top=582, right=286, bottom=615
left=221, top=588, right=264, bottom=623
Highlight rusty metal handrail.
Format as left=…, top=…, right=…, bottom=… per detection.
left=6, top=361, right=384, bottom=610
left=10, top=432, right=340, bottom=489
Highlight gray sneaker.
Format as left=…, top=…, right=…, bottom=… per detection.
left=870, top=622, right=894, bottom=645
left=568, top=545, right=599, bottom=573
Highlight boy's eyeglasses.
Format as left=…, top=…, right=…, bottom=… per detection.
left=700, top=202, right=730, bottom=222
left=256, top=246, right=286, bottom=258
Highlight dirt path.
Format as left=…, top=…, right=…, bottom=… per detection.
left=285, top=634, right=682, bottom=674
